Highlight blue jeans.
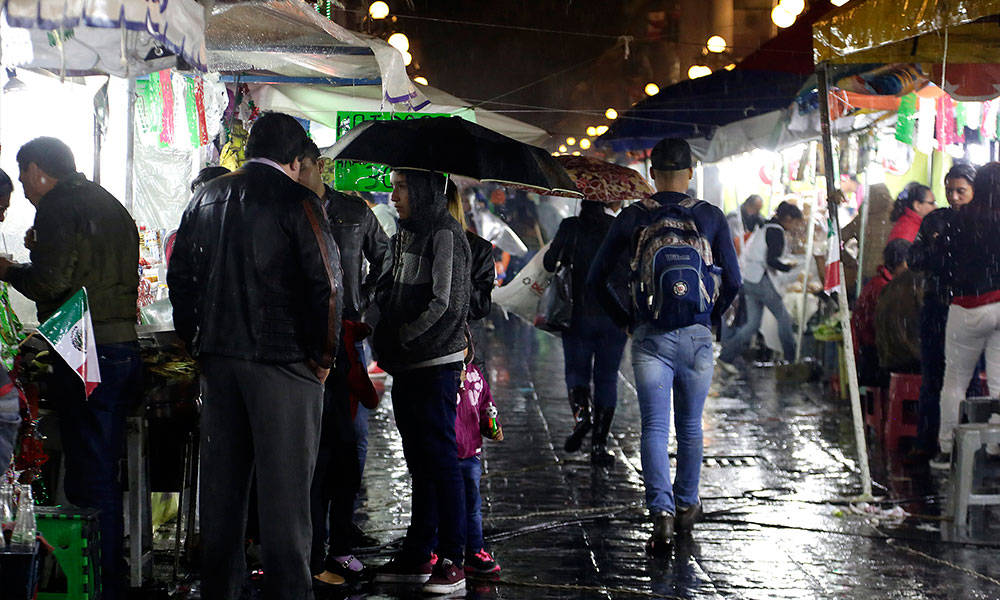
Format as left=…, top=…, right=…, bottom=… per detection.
left=562, top=314, right=628, bottom=409
left=354, top=338, right=371, bottom=475
left=632, top=324, right=714, bottom=514
left=720, top=276, right=795, bottom=363
left=391, top=366, right=466, bottom=564
left=51, top=342, right=142, bottom=600
left=460, top=456, right=484, bottom=553
left=0, top=367, right=19, bottom=471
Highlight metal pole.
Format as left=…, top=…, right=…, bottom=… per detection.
left=125, top=78, right=136, bottom=213
left=795, top=141, right=819, bottom=362
left=817, top=62, right=873, bottom=501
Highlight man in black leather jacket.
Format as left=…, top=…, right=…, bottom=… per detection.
left=299, top=141, right=388, bottom=586
left=169, top=113, right=342, bottom=600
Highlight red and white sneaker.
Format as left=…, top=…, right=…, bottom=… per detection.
left=464, top=548, right=500, bottom=574
left=423, top=558, right=466, bottom=595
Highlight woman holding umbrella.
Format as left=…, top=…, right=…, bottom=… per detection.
left=543, top=156, right=652, bottom=461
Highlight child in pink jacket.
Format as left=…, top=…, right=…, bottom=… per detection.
left=456, top=362, right=503, bottom=574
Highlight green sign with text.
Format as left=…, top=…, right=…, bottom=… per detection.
left=333, top=111, right=460, bottom=192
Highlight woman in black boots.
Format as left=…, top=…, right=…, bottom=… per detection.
left=544, top=200, right=628, bottom=461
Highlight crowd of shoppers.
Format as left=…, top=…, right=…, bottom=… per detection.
left=10, top=108, right=995, bottom=598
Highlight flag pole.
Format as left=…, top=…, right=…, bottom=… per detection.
left=817, top=62, right=874, bottom=501
left=17, top=332, right=35, bottom=348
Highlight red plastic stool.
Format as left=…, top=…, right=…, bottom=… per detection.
left=861, top=386, right=886, bottom=442
left=885, top=373, right=921, bottom=450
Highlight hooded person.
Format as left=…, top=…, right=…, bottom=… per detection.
left=372, top=169, right=472, bottom=595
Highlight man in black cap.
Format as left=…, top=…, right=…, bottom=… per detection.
left=588, top=138, right=741, bottom=553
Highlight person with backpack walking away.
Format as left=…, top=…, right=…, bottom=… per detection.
left=543, top=200, right=629, bottom=461
left=588, top=138, right=741, bottom=553
left=717, top=202, right=805, bottom=372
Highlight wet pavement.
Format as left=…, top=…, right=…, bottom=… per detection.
left=165, top=315, right=1000, bottom=599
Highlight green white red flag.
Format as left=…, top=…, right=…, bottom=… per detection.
left=824, top=217, right=841, bottom=294
left=37, top=288, right=101, bottom=397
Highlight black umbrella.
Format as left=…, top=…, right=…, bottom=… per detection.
left=323, top=116, right=582, bottom=198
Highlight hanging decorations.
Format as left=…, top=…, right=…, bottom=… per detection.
left=935, top=95, right=958, bottom=152
left=135, top=70, right=220, bottom=150
left=194, top=76, right=210, bottom=146
left=158, top=69, right=175, bottom=145
left=894, top=93, right=918, bottom=145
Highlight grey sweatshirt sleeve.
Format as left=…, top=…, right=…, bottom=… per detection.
left=399, top=229, right=457, bottom=346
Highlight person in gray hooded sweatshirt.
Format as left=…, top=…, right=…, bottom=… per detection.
left=373, top=169, right=472, bottom=595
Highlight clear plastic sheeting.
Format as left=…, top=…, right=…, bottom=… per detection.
left=686, top=107, right=882, bottom=165
left=132, top=142, right=195, bottom=232
left=207, top=0, right=425, bottom=108
left=0, top=0, right=207, bottom=76
left=813, top=0, right=1000, bottom=64
left=247, top=82, right=551, bottom=145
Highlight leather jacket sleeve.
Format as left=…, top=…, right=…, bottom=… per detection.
left=296, top=197, right=344, bottom=368
left=6, top=195, right=79, bottom=304
left=359, top=207, right=389, bottom=315
left=468, top=232, right=495, bottom=321
left=167, top=198, right=200, bottom=350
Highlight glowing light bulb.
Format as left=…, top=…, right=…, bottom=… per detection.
left=387, top=32, right=409, bottom=53
left=572, top=151, right=581, bottom=156
left=830, top=0, right=849, bottom=5
left=644, top=82, right=660, bottom=96
left=369, top=1, right=389, bottom=19
left=402, top=51, right=412, bottom=66
left=779, top=0, right=805, bottom=15
left=687, top=65, right=712, bottom=79
left=605, top=108, right=618, bottom=120
left=579, top=138, right=592, bottom=150
left=559, top=144, right=568, bottom=152
left=596, top=125, right=609, bottom=135
left=586, top=126, right=598, bottom=137
left=724, top=63, right=736, bottom=71
left=771, top=5, right=796, bottom=28
left=566, top=137, right=576, bottom=146
left=551, top=151, right=560, bottom=156
left=413, top=76, right=428, bottom=85
left=706, top=35, right=727, bottom=53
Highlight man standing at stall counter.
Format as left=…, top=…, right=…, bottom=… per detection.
left=0, top=137, right=141, bottom=600
left=169, top=112, right=343, bottom=600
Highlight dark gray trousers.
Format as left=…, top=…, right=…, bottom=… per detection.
left=199, top=355, right=324, bottom=600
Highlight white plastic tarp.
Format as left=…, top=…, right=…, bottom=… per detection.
left=247, top=82, right=551, bottom=146
left=0, top=0, right=207, bottom=76
left=688, top=107, right=876, bottom=164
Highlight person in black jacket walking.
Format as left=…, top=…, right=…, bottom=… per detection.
left=544, top=200, right=628, bottom=460
left=298, top=141, right=388, bottom=587
left=169, top=113, right=343, bottom=600
left=372, top=169, right=471, bottom=595
left=447, top=182, right=495, bottom=372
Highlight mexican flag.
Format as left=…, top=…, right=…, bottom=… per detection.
left=37, top=288, right=101, bottom=397
left=824, top=217, right=841, bottom=294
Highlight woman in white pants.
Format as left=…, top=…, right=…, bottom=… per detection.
left=936, top=162, right=1000, bottom=469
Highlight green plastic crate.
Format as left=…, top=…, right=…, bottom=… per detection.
left=35, top=506, right=100, bottom=600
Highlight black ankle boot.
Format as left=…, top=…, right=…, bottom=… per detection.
left=591, top=406, right=616, bottom=462
left=564, top=387, right=592, bottom=453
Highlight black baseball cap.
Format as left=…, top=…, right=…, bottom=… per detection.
left=650, top=138, right=692, bottom=171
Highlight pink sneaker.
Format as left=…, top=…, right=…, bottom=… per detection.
left=464, top=549, right=500, bottom=574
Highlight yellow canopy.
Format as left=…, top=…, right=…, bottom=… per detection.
left=813, top=0, right=1000, bottom=64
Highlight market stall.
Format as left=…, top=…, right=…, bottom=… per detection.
left=812, top=0, right=1000, bottom=500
